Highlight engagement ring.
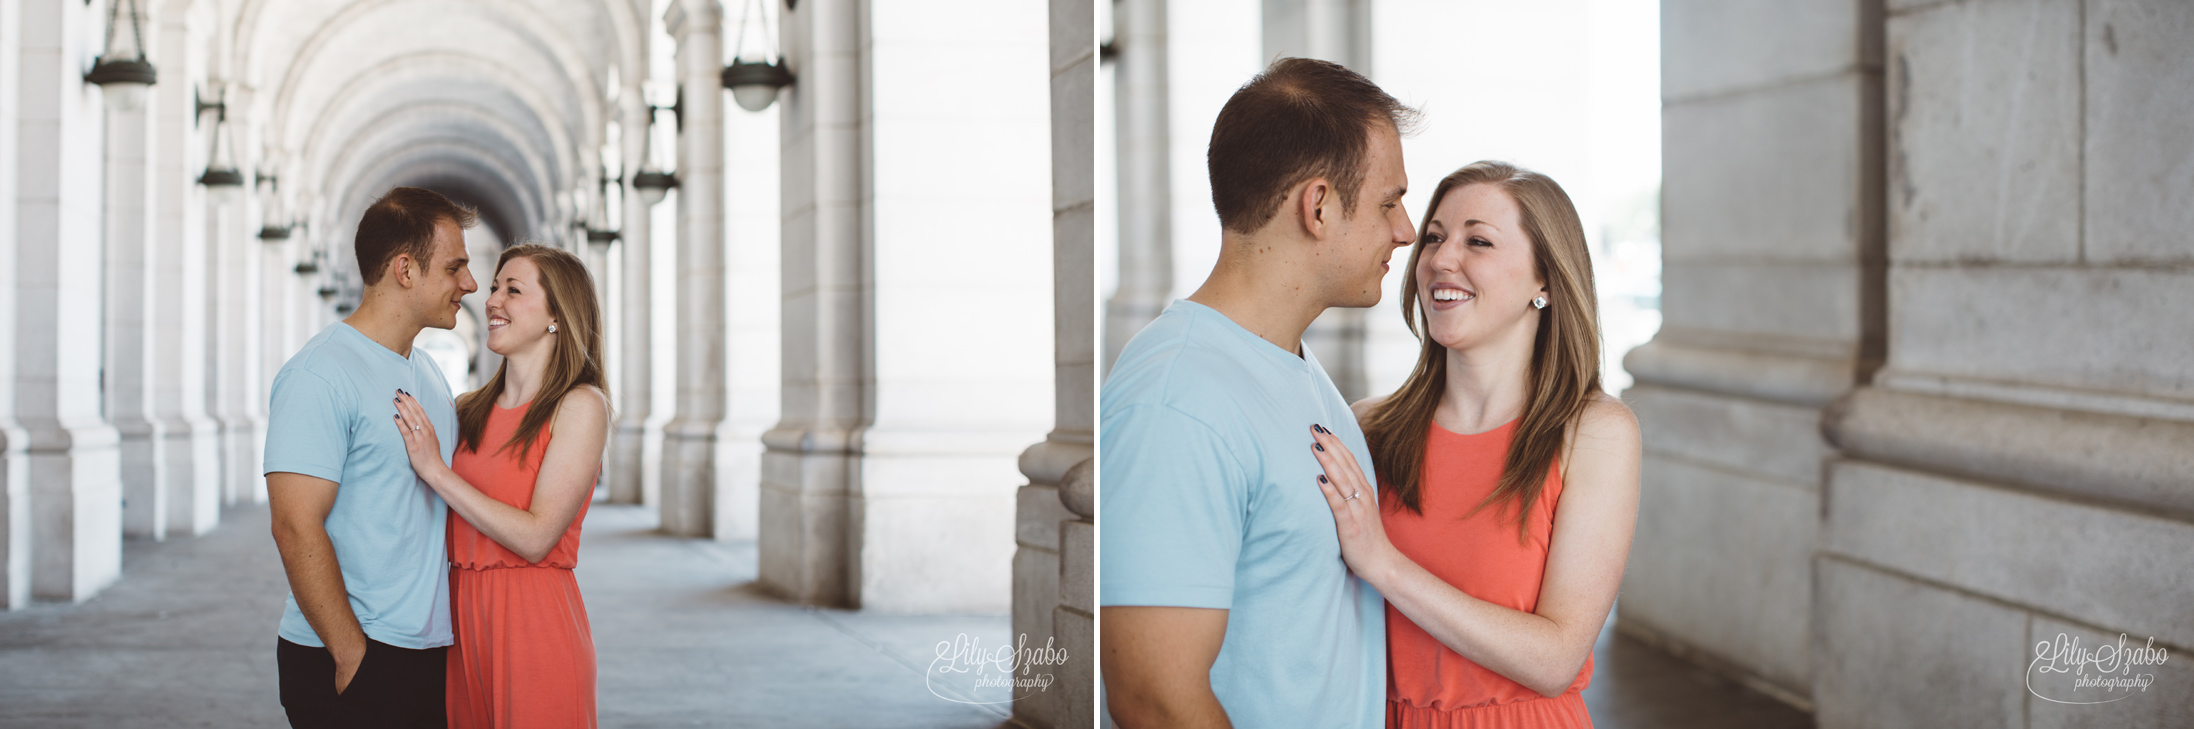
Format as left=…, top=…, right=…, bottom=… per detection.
left=1345, top=490, right=1361, bottom=501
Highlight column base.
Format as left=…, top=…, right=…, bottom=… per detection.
left=758, top=425, right=853, bottom=606
left=712, top=421, right=764, bottom=541
left=659, top=420, right=717, bottom=537
left=607, top=418, right=649, bottom=505
left=163, top=415, right=223, bottom=537
left=27, top=422, right=122, bottom=603
left=115, top=417, right=167, bottom=540
left=1, top=425, right=30, bottom=610
left=222, top=416, right=264, bottom=507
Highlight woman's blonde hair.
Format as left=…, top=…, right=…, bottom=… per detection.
left=1359, top=161, right=1602, bottom=541
left=454, top=244, right=610, bottom=462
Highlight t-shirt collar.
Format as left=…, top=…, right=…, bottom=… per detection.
left=1171, top=299, right=1320, bottom=373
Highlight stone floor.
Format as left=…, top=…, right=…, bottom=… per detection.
left=0, top=501, right=1020, bottom=729
left=1581, top=613, right=1815, bottom=729
left=0, top=500, right=1812, bottom=729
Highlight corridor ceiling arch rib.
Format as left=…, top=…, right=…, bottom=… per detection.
left=291, top=55, right=580, bottom=195
left=230, top=0, right=651, bottom=282
left=311, top=99, right=563, bottom=228
left=332, top=142, right=540, bottom=251
left=261, top=0, right=611, bottom=150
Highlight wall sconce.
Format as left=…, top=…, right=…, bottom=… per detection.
left=195, top=87, right=244, bottom=204
left=631, top=91, right=680, bottom=205
left=256, top=173, right=293, bottom=241
left=84, top=0, right=156, bottom=111
left=585, top=174, right=620, bottom=248
left=721, top=0, right=793, bottom=112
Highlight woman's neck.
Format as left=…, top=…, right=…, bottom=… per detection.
left=1435, top=322, right=1538, bottom=435
left=497, top=345, right=549, bottom=408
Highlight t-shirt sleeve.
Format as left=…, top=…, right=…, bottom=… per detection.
left=1098, top=403, right=1250, bottom=610
left=263, top=370, right=351, bottom=483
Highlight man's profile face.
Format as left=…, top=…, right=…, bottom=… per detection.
left=412, top=219, right=477, bottom=330
left=1326, top=123, right=1414, bottom=308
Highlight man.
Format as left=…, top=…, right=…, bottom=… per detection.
left=266, top=187, right=479, bottom=727
left=1100, top=58, right=1419, bottom=728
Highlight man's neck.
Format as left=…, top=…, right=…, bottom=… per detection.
left=1185, top=240, right=1329, bottom=357
left=343, top=297, right=423, bottom=359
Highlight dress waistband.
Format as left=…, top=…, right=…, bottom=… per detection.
left=1387, top=691, right=1591, bottom=729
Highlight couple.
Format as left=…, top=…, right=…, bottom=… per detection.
left=1101, top=58, right=1642, bottom=728
left=265, top=187, right=608, bottom=728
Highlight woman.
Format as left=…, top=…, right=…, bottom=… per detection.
left=393, top=243, right=610, bottom=728
left=1308, top=161, right=1641, bottom=727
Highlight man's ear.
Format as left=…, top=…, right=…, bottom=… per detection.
left=1297, top=177, right=1333, bottom=240
left=387, top=254, right=415, bottom=289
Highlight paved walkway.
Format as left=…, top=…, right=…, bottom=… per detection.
left=1, top=500, right=1811, bottom=729
left=0, top=502, right=1019, bottom=729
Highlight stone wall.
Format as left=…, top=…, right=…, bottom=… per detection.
left=1635, top=0, right=2194, bottom=725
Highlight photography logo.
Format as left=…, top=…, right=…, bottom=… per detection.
left=2026, top=632, right=2171, bottom=705
left=924, top=632, right=1070, bottom=705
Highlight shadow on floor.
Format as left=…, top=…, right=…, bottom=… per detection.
left=1581, top=611, right=1815, bottom=729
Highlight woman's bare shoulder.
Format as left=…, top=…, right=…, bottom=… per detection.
left=550, top=385, right=610, bottom=431
left=1562, top=390, right=1640, bottom=477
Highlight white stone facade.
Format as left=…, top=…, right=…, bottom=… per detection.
left=1629, top=0, right=2194, bottom=725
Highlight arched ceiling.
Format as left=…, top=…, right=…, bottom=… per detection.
left=224, top=0, right=648, bottom=277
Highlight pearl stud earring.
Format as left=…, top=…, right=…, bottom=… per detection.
left=1532, top=296, right=1547, bottom=310
left=548, top=323, right=558, bottom=333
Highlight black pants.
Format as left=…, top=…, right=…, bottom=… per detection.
left=277, top=637, right=448, bottom=729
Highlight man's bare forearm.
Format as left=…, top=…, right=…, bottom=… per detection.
left=272, top=520, right=366, bottom=654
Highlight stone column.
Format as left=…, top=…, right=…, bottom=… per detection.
left=0, top=0, right=33, bottom=609
left=759, top=0, right=861, bottom=605
left=1261, top=0, right=1371, bottom=401
left=659, top=0, right=726, bottom=537
left=205, top=90, right=261, bottom=514
left=1811, top=2, right=2194, bottom=725
left=851, top=0, right=1052, bottom=614
left=714, top=67, right=780, bottom=542
left=150, top=9, right=221, bottom=535
left=608, top=84, right=652, bottom=505
left=1101, top=0, right=1170, bottom=375
left=18, top=0, right=123, bottom=602
left=1616, top=0, right=1885, bottom=710
left=1012, top=0, right=1094, bottom=722
left=101, top=50, right=166, bottom=541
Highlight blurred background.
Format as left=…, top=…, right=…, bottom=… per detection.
left=1098, top=1, right=2192, bottom=728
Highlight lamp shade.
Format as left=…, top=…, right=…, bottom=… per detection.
left=721, top=58, right=793, bottom=112
left=199, top=167, right=245, bottom=205
left=631, top=170, right=677, bottom=206
left=317, top=286, right=338, bottom=301
left=87, top=58, right=155, bottom=112
left=294, top=261, right=320, bottom=276
left=258, top=226, right=292, bottom=241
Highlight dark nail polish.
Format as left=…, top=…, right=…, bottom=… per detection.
left=1318, top=475, right=1328, bottom=484
left=1314, top=442, right=1325, bottom=452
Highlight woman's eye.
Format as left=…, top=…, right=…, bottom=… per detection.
left=1423, top=234, right=1444, bottom=245
left=1469, top=237, right=1492, bottom=247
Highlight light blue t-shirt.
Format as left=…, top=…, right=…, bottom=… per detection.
left=264, top=322, right=458, bottom=650
left=1100, top=300, right=1386, bottom=729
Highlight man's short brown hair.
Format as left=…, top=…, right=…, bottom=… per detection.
left=1207, top=57, right=1419, bottom=235
left=355, top=187, right=478, bottom=285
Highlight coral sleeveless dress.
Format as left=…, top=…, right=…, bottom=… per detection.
left=445, top=400, right=597, bottom=728
left=1383, top=419, right=1593, bottom=728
